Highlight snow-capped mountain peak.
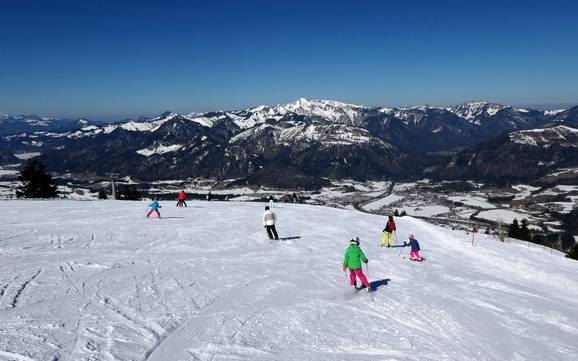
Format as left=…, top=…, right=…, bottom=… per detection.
left=232, top=98, right=370, bottom=128
left=150, top=111, right=179, bottom=122
left=446, top=101, right=508, bottom=122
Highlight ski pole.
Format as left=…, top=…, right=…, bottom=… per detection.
left=395, top=230, right=398, bottom=246
left=398, top=245, right=405, bottom=257
left=365, top=263, right=370, bottom=280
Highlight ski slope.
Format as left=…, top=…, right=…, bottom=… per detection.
left=0, top=200, right=577, bottom=361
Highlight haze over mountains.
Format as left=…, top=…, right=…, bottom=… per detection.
left=2, top=99, right=578, bottom=188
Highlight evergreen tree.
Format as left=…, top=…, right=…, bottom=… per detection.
left=566, top=243, right=578, bottom=260
left=497, top=222, right=505, bottom=242
left=519, top=219, right=531, bottom=241
left=16, top=159, right=58, bottom=198
left=508, top=219, right=520, bottom=239
left=531, top=233, right=549, bottom=246
left=98, top=190, right=108, bottom=200
left=119, top=185, right=140, bottom=200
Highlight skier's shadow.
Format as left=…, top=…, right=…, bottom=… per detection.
left=162, top=216, right=186, bottom=219
left=370, top=278, right=391, bottom=291
left=280, top=236, right=301, bottom=241
left=390, top=245, right=406, bottom=248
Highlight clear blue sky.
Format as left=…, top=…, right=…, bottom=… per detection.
left=1, top=0, right=577, bottom=120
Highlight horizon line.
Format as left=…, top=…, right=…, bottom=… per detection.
left=2, top=98, right=577, bottom=122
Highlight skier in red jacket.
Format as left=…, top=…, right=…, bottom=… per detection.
left=381, top=215, right=396, bottom=247
left=176, top=190, right=187, bottom=207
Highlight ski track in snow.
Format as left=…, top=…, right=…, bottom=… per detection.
left=0, top=200, right=577, bottom=361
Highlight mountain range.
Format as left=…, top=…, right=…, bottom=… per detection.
left=2, top=99, right=578, bottom=188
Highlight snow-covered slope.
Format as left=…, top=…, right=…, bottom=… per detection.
left=509, top=125, right=578, bottom=147
left=0, top=200, right=577, bottom=361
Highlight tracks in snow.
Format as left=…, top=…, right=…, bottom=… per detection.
left=0, top=271, right=41, bottom=309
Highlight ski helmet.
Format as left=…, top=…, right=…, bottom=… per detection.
left=350, top=237, right=360, bottom=244
left=408, top=233, right=414, bottom=240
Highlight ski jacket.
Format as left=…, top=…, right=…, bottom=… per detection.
left=149, top=200, right=160, bottom=211
left=263, top=210, right=277, bottom=226
left=343, top=244, right=368, bottom=270
left=383, top=220, right=396, bottom=233
left=178, top=192, right=186, bottom=200
left=408, top=239, right=420, bottom=252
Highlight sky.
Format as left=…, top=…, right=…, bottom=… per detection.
left=1, top=0, right=578, bottom=120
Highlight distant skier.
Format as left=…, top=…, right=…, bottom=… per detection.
left=292, top=192, right=298, bottom=204
left=343, top=237, right=371, bottom=292
left=381, top=215, right=396, bottom=247
left=147, top=197, right=162, bottom=218
left=268, top=195, right=275, bottom=207
left=206, top=191, right=212, bottom=201
left=177, top=190, right=187, bottom=207
left=262, top=205, right=279, bottom=240
left=404, top=234, right=422, bottom=261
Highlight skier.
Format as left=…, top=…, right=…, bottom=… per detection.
left=343, top=237, right=371, bottom=292
left=147, top=197, right=162, bottom=218
left=404, top=234, right=422, bottom=261
left=381, top=215, right=396, bottom=247
left=206, top=191, right=211, bottom=201
left=177, top=190, right=187, bottom=207
left=268, top=195, right=274, bottom=207
left=262, top=205, right=279, bottom=240
left=292, top=192, right=298, bottom=204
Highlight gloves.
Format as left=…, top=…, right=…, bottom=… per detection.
left=403, top=241, right=407, bottom=246
left=342, top=265, right=347, bottom=271
left=364, top=260, right=368, bottom=264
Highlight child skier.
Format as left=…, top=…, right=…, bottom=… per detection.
left=381, top=215, right=396, bottom=247
left=343, top=237, right=371, bottom=292
left=262, top=205, right=279, bottom=240
left=147, top=197, right=162, bottom=218
left=404, top=234, right=422, bottom=261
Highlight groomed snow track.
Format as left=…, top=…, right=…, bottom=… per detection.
left=0, top=200, right=577, bottom=361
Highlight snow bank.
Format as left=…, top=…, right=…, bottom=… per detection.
left=448, top=195, right=496, bottom=209
left=362, top=194, right=404, bottom=211
left=14, top=152, right=41, bottom=160
left=400, top=205, right=450, bottom=217
left=136, top=144, right=184, bottom=157
left=476, top=208, right=535, bottom=223
left=0, top=200, right=577, bottom=360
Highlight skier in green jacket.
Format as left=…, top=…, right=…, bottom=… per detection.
left=343, top=237, right=371, bottom=291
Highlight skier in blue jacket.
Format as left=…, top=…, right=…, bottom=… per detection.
left=147, top=197, right=162, bottom=218
left=404, top=234, right=422, bottom=261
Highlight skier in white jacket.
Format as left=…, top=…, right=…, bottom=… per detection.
left=262, top=206, right=279, bottom=240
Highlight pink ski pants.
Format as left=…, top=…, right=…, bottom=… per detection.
left=349, top=268, right=370, bottom=288
left=147, top=210, right=161, bottom=217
